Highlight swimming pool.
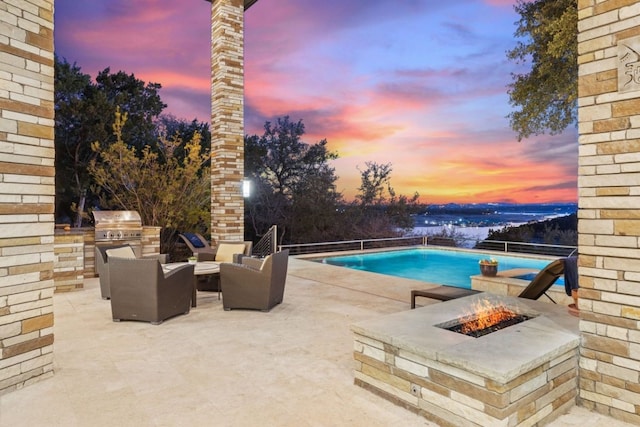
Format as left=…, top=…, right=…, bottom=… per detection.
left=320, top=248, right=563, bottom=289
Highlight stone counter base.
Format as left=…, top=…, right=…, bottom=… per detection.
left=352, top=295, right=580, bottom=426
left=354, top=339, right=577, bottom=426
left=53, top=233, right=84, bottom=292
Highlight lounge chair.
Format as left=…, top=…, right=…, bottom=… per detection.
left=178, top=232, right=217, bottom=259
left=220, top=249, right=289, bottom=311
left=411, top=257, right=574, bottom=308
left=189, top=240, right=254, bottom=292
left=411, top=286, right=480, bottom=308
left=517, top=258, right=566, bottom=302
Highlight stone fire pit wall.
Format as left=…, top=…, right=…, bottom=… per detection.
left=352, top=295, right=580, bottom=426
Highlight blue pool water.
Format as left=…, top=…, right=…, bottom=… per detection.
left=321, top=248, right=564, bottom=289
left=513, top=273, right=540, bottom=282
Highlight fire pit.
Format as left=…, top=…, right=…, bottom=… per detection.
left=352, top=293, right=579, bottom=426
left=436, top=299, right=535, bottom=338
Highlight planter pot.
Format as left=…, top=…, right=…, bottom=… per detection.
left=479, top=263, right=498, bottom=277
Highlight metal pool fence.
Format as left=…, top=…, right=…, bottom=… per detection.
left=279, top=235, right=577, bottom=258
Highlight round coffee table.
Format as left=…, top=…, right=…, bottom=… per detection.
left=163, top=261, right=220, bottom=307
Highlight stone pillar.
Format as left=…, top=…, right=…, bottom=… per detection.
left=577, top=1, right=640, bottom=423
left=0, top=0, right=56, bottom=394
left=209, top=0, right=245, bottom=243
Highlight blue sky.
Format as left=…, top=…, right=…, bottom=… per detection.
left=54, top=0, right=578, bottom=203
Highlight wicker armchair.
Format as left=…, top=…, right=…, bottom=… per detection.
left=181, top=240, right=253, bottom=292
left=220, top=250, right=289, bottom=311
left=95, top=244, right=167, bottom=299
left=108, top=257, right=194, bottom=324
left=178, top=233, right=253, bottom=261
left=211, top=241, right=254, bottom=262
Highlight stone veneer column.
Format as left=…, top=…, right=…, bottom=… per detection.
left=0, top=0, right=56, bottom=394
left=577, top=0, right=640, bottom=423
left=209, top=0, right=245, bottom=243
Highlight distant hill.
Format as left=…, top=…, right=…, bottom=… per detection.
left=481, top=213, right=577, bottom=247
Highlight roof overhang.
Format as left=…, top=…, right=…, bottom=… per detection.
left=203, top=0, right=258, bottom=11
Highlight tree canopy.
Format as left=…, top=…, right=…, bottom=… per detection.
left=54, top=57, right=210, bottom=227
left=54, top=58, right=111, bottom=226
left=245, top=117, right=420, bottom=244
left=506, top=0, right=577, bottom=141
left=244, top=116, right=344, bottom=244
left=94, top=67, right=166, bottom=150
left=55, top=57, right=421, bottom=250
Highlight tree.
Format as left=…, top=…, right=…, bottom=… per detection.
left=245, top=118, right=422, bottom=244
left=94, top=67, right=166, bottom=150
left=155, top=114, right=211, bottom=165
left=54, top=57, right=111, bottom=226
left=506, top=0, right=577, bottom=141
left=350, top=162, right=420, bottom=237
left=244, top=116, right=343, bottom=244
left=480, top=213, right=577, bottom=249
left=288, top=155, right=345, bottom=243
left=356, top=161, right=393, bottom=207
left=89, top=108, right=211, bottom=253
left=55, top=58, right=178, bottom=226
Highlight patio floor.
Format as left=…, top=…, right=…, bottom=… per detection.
left=0, top=257, right=634, bottom=426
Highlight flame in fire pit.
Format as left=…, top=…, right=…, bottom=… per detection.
left=435, top=298, right=535, bottom=338
left=458, top=299, right=519, bottom=334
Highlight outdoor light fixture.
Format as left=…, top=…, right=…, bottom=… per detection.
left=242, top=179, right=251, bottom=198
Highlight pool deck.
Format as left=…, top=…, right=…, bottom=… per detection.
left=0, top=257, right=634, bottom=426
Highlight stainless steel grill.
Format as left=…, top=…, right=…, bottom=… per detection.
left=93, top=210, right=143, bottom=257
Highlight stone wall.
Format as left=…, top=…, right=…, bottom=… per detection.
left=0, top=0, right=55, bottom=395
left=209, top=0, right=245, bottom=243
left=53, top=231, right=84, bottom=292
left=81, top=228, right=96, bottom=278
left=577, top=0, right=640, bottom=423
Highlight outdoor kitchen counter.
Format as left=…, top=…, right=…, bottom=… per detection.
left=54, top=228, right=85, bottom=235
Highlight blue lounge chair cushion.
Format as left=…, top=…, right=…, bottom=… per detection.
left=183, top=232, right=205, bottom=248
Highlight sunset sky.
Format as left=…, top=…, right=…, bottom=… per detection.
left=54, top=0, right=578, bottom=204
